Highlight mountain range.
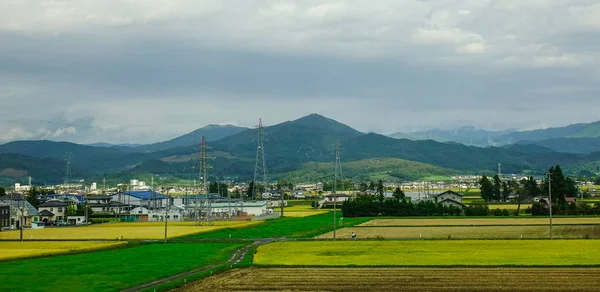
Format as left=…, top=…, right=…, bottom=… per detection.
left=1, top=113, right=599, bottom=185
left=390, top=121, right=600, bottom=154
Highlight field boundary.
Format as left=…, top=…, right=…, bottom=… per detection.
left=123, top=238, right=277, bottom=292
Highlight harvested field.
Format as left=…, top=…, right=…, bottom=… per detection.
left=179, top=267, right=600, bottom=292
left=255, top=240, right=600, bottom=266
left=0, top=221, right=260, bottom=240
left=318, top=225, right=600, bottom=239
left=0, top=241, right=126, bottom=261
left=361, top=217, right=600, bottom=226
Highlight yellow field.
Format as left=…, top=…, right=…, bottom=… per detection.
left=317, top=225, right=600, bottom=239
left=0, top=221, right=260, bottom=240
left=283, top=205, right=328, bottom=217
left=487, top=204, right=532, bottom=210
left=361, top=217, right=600, bottom=226
left=181, top=267, right=600, bottom=292
left=255, top=240, right=600, bottom=266
left=0, top=241, right=126, bottom=261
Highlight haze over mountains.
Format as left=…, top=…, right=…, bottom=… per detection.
left=1, top=113, right=599, bottom=185
left=390, top=121, right=600, bottom=154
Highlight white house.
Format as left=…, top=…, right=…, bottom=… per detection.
left=38, top=199, right=69, bottom=222
left=210, top=201, right=268, bottom=217
left=431, top=190, right=465, bottom=208
left=67, top=216, right=87, bottom=226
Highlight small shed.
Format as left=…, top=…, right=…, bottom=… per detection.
left=31, top=221, right=45, bottom=230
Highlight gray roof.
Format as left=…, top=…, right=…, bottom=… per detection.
left=39, top=210, right=55, bottom=216
left=210, top=202, right=267, bottom=208
left=87, top=195, right=113, bottom=200
left=439, top=198, right=466, bottom=207
left=432, top=190, right=463, bottom=197
left=0, top=199, right=39, bottom=216
left=39, top=200, right=69, bottom=207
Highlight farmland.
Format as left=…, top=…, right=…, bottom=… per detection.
left=187, top=212, right=369, bottom=239
left=180, top=267, right=600, bottom=292
left=0, top=221, right=260, bottom=240
left=254, top=240, right=600, bottom=266
left=283, top=205, right=328, bottom=217
left=0, top=242, right=242, bottom=292
left=0, top=241, right=126, bottom=261
left=317, top=225, right=600, bottom=239
left=360, top=217, right=600, bottom=226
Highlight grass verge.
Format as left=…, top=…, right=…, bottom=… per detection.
left=0, top=242, right=243, bottom=292
left=186, top=212, right=370, bottom=239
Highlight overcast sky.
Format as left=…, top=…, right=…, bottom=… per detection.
left=1, top=0, right=599, bottom=144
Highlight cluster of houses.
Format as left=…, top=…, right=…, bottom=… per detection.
left=0, top=191, right=275, bottom=230
left=321, top=190, right=466, bottom=209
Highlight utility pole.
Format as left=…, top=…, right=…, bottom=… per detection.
left=84, top=192, right=88, bottom=225
left=253, top=118, right=267, bottom=201
left=333, top=141, right=342, bottom=241
left=20, top=194, right=24, bottom=242
left=164, top=189, right=169, bottom=244
left=200, top=136, right=211, bottom=224
left=549, top=173, right=553, bottom=240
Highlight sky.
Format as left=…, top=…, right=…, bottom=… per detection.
left=1, top=0, right=599, bottom=144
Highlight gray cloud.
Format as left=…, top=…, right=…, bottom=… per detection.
left=0, top=0, right=599, bottom=144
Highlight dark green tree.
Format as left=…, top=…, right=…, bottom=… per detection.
left=27, top=187, right=41, bottom=208
left=377, top=180, right=384, bottom=196
left=479, top=175, right=494, bottom=202
left=393, top=187, right=405, bottom=201
left=501, top=181, right=510, bottom=202
left=595, top=176, right=600, bottom=185
left=209, top=182, right=219, bottom=193
left=0, top=187, right=6, bottom=196
left=246, top=181, right=254, bottom=199
left=368, top=180, right=375, bottom=191
left=492, top=175, right=502, bottom=201
left=75, top=203, right=93, bottom=216
left=217, top=183, right=229, bottom=197
left=542, top=165, right=570, bottom=204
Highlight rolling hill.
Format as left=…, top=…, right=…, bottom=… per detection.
left=494, top=121, right=600, bottom=144
left=1, top=114, right=599, bottom=185
left=129, top=124, right=248, bottom=153
left=514, top=137, right=600, bottom=154
left=389, top=126, right=515, bottom=147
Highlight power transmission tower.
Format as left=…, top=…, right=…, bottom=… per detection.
left=64, top=152, right=72, bottom=189
left=332, top=140, right=343, bottom=240
left=253, top=118, right=267, bottom=201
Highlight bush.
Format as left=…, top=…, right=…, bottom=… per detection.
left=464, top=204, right=489, bottom=216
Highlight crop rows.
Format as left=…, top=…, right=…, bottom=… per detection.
left=181, top=267, right=600, bottom=291
left=318, top=225, right=600, bottom=239
left=360, top=217, right=600, bottom=226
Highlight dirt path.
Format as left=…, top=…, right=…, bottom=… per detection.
left=121, top=238, right=278, bottom=292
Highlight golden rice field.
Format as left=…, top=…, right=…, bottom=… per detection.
left=283, top=205, right=328, bottom=217
left=255, top=240, right=600, bottom=266
left=361, top=217, right=600, bottom=226
left=487, top=204, right=533, bottom=210
left=0, top=241, right=126, bottom=261
left=180, top=267, right=600, bottom=292
left=0, top=221, right=260, bottom=240
left=317, top=225, right=600, bottom=239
